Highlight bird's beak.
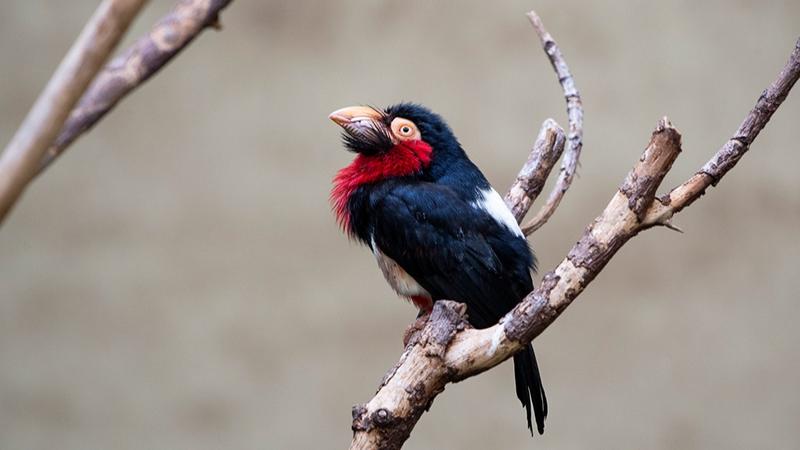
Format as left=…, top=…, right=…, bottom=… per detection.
left=329, top=105, right=394, bottom=153
left=328, top=106, right=384, bottom=128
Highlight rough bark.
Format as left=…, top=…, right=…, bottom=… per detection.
left=348, top=21, right=800, bottom=450
left=0, top=0, right=148, bottom=224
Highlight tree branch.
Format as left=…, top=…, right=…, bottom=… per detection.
left=504, top=119, right=566, bottom=222
left=520, top=11, right=584, bottom=235
left=0, top=0, right=148, bottom=224
left=643, top=37, right=800, bottom=229
left=348, top=21, right=800, bottom=450
left=0, top=0, right=234, bottom=227
left=37, top=0, right=235, bottom=174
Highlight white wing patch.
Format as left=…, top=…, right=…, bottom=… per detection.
left=472, top=188, right=524, bottom=237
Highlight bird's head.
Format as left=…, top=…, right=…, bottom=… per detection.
left=328, top=103, right=458, bottom=159
left=328, top=103, right=461, bottom=232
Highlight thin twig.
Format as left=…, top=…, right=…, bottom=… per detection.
left=38, top=0, right=235, bottom=173
left=521, top=10, right=584, bottom=235
left=0, top=0, right=148, bottom=224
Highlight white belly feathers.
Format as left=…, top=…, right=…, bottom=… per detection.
left=371, top=237, right=430, bottom=298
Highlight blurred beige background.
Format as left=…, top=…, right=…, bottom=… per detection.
left=1, top=1, right=798, bottom=449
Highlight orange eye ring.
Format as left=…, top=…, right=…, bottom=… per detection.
left=391, top=118, right=419, bottom=140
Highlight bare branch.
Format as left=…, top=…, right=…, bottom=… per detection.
left=504, top=119, right=566, bottom=222
left=643, top=37, right=800, bottom=229
left=38, top=0, right=235, bottom=174
left=348, top=33, right=800, bottom=450
left=521, top=10, right=584, bottom=235
left=0, top=0, right=148, bottom=224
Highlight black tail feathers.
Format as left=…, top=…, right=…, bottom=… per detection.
left=513, top=344, right=547, bottom=435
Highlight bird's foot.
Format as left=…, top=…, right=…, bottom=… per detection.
left=402, top=309, right=432, bottom=347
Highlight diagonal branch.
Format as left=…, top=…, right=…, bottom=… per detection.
left=643, top=37, right=800, bottom=229
left=0, top=0, right=149, bottom=224
left=520, top=11, right=584, bottom=235
left=348, top=26, right=800, bottom=450
left=37, top=0, right=235, bottom=174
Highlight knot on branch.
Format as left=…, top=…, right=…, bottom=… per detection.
left=351, top=405, right=414, bottom=450
left=426, top=300, right=469, bottom=347
left=405, top=300, right=469, bottom=357
left=351, top=406, right=400, bottom=431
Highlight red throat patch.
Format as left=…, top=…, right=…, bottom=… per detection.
left=331, top=140, right=433, bottom=233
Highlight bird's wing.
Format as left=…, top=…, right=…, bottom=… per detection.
left=369, top=182, right=533, bottom=327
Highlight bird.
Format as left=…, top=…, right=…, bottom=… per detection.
left=328, top=103, right=547, bottom=435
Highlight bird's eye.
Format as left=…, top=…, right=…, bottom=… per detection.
left=392, top=119, right=418, bottom=139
